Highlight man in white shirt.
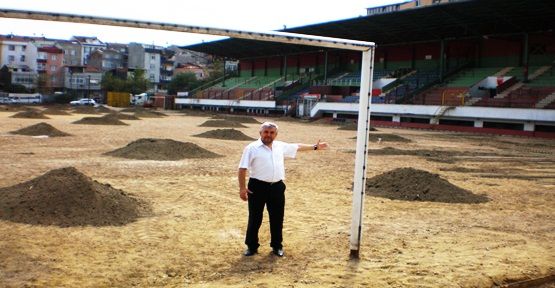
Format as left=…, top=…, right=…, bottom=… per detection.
left=238, top=121, right=328, bottom=257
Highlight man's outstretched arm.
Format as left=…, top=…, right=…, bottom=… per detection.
left=297, top=140, right=329, bottom=152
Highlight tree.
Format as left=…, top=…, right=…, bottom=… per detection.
left=36, top=73, right=49, bottom=94
left=0, top=65, right=11, bottom=91
left=167, top=72, right=201, bottom=95
left=101, top=69, right=148, bottom=94
left=129, top=69, right=149, bottom=95
left=205, top=58, right=224, bottom=82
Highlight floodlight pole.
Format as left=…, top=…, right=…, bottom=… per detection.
left=0, top=8, right=375, bottom=259
left=349, top=49, right=374, bottom=259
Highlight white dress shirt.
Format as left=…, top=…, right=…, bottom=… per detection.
left=238, top=139, right=298, bottom=183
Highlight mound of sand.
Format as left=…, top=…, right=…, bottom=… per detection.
left=199, top=120, right=247, bottom=128
left=105, top=113, right=140, bottom=120
left=211, top=115, right=261, bottom=124
left=367, top=133, right=411, bottom=143
left=133, top=110, right=167, bottom=118
left=0, top=167, right=151, bottom=227
left=338, top=123, right=377, bottom=131
left=365, top=167, right=489, bottom=203
left=95, top=105, right=113, bottom=113
left=120, top=107, right=145, bottom=113
left=10, top=122, right=70, bottom=137
left=42, top=107, right=72, bottom=115
left=0, top=105, right=40, bottom=112
left=105, top=138, right=222, bottom=160
left=71, top=106, right=108, bottom=114
left=194, top=129, right=255, bottom=141
left=366, top=147, right=500, bottom=163
left=10, top=110, right=50, bottom=119
left=73, top=115, right=128, bottom=125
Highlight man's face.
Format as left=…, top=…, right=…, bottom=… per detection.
left=260, top=127, right=277, bottom=145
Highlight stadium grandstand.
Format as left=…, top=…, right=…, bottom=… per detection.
left=178, top=0, right=555, bottom=137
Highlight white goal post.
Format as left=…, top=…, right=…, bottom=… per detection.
left=0, top=8, right=375, bottom=258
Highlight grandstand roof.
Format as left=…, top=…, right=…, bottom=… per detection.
left=182, top=0, right=555, bottom=59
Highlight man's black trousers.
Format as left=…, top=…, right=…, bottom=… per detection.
left=245, top=178, right=286, bottom=250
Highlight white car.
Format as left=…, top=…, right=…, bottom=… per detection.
left=70, top=98, right=97, bottom=106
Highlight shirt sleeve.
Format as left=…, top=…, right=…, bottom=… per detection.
left=238, top=146, right=251, bottom=169
left=283, top=143, right=299, bottom=159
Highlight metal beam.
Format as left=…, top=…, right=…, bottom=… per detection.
left=0, top=9, right=374, bottom=51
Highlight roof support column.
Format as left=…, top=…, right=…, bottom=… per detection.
left=222, top=57, right=226, bottom=87
left=283, top=55, right=288, bottom=81
left=324, top=51, right=328, bottom=84
left=523, top=33, right=529, bottom=82
left=439, top=39, right=445, bottom=82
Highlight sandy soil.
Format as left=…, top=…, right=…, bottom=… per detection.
left=0, top=106, right=554, bottom=287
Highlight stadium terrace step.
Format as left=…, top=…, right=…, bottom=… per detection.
left=464, top=97, right=482, bottom=106
left=495, top=82, right=524, bottom=99
left=495, top=67, right=514, bottom=76
left=535, top=91, right=555, bottom=108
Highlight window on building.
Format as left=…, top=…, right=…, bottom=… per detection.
left=8, top=55, right=15, bottom=62
left=51, top=66, right=57, bottom=72
left=22, top=45, right=26, bottom=51
left=20, top=55, right=26, bottom=62
left=8, top=45, right=15, bottom=51
left=52, top=55, right=57, bottom=61
left=71, top=50, right=76, bottom=56
left=151, top=55, right=156, bottom=60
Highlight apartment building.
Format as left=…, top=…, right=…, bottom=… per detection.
left=37, top=46, right=64, bottom=90
left=128, top=43, right=161, bottom=92
left=70, top=36, right=106, bottom=65
left=88, top=48, right=125, bottom=72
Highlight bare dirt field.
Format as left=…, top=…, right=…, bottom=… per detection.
left=0, top=106, right=554, bottom=287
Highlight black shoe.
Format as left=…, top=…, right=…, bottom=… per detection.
left=272, top=248, right=284, bottom=257
left=243, top=248, right=258, bottom=256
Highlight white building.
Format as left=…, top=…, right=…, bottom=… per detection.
left=0, top=35, right=38, bottom=72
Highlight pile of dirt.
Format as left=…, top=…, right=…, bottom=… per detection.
left=199, top=120, right=247, bottom=128
left=10, top=122, right=71, bottom=137
left=120, top=107, right=145, bottom=113
left=10, top=110, right=50, bottom=119
left=338, top=123, right=377, bottom=131
left=95, top=105, right=113, bottom=113
left=367, top=133, right=411, bottom=143
left=73, top=115, right=128, bottom=125
left=366, top=147, right=499, bottom=163
left=133, top=110, right=167, bottom=118
left=105, top=113, right=140, bottom=120
left=105, top=138, right=222, bottom=160
left=0, top=105, right=39, bottom=112
left=42, top=107, right=72, bottom=115
left=0, top=167, right=151, bottom=226
left=194, top=129, right=255, bottom=141
left=71, top=106, right=106, bottom=114
left=211, top=115, right=261, bottom=123
left=365, top=167, right=489, bottom=203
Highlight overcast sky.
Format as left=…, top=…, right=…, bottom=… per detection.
left=0, top=0, right=403, bottom=47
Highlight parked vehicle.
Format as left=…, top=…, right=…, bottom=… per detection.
left=130, top=93, right=149, bottom=106
left=6, top=93, right=42, bottom=104
left=70, top=98, right=97, bottom=106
